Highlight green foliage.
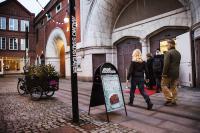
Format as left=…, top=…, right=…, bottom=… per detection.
left=27, top=64, right=59, bottom=79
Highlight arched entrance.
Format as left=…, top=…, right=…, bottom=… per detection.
left=148, top=26, right=189, bottom=55
left=45, top=28, right=67, bottom=77
left=115, top=37, right=142, bottom=81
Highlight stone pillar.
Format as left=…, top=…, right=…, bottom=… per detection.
left=140, top=38, right=148, bottom=61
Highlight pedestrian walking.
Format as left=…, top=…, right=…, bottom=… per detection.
left=146, top=53, right=156, bottom=90
left=127, top=49, right=153, bottom=110
left=161, top=39, right=181, bottom=106
left=153, top=49, right=164, bottom=93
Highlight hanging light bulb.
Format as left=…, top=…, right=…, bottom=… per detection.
left=64, top=17, right=69, bottom=23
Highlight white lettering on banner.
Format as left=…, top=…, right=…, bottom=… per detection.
left=102, top=68, right=116, bottom=74
left=72, top=16, right=77, bottom=73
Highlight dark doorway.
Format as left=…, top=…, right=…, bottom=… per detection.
left=195, top=38, right=200, bottom=88
left=116, top=38, right=142, bottom=81
left=92, top=54, right=106, bottom=76
left=40, top=54, right=45, bottom=65
left=149, top=27, right=188, bottom=55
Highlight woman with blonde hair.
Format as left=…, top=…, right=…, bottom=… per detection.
left=127, top=49, right=153, bottom=110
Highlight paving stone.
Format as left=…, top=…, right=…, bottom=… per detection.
left=153, top=112, right=197, bottom=126
left=159, top=121, right=200, bottom=133
left=120, top=120, right=166, bottom=133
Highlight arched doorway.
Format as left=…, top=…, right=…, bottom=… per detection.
left=40, top=54, right=45, bottom=65
left=45, top=28, right=67, bottom=77
left=148, top=27, right=189, bottom=55
left=115, top=37, right=142, bottom=81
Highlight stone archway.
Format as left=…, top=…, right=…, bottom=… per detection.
left=84, top=0, right=190, bottom=47
left=45, top=27, right=67, bottom=77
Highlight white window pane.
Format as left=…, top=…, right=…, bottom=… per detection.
left=9, top=18, right=18, bottom=31
left=0, top=17, right=6, bottom=30
left=14, top=19, right=18, bottom=31
left=9, top=19, right=13, bottom=30
left=21, top=39, right=25, bottom=50
left=20, top=20, right=29, bottom=32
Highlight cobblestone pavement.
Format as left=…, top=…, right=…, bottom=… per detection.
left=0, top=76, right=137, bottom=133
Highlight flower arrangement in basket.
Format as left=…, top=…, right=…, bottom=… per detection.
left=26, top=64, right=59, bottom=87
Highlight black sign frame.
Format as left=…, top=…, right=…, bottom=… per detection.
left=88, top=63, right=127, bottom=122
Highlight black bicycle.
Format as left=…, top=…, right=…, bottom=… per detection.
left=17, top=68, right=59, bottom=100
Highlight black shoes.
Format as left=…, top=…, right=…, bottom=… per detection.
left=164, top=101, right=172, bottom=106
left=128, top=102, right=133, bottom=106
left=147, top=102, right=153, bottom=110
left=146, top=99, right=153, bottom=110
left=164, top=101, right=177, bottom=106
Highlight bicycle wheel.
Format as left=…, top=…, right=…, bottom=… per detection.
left=45, top=90, right=55, bottom=97
left=17, top=80, right=26, bottom=95
left=30, top=86, right=43, bottom=101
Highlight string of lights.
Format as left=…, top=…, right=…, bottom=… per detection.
left=35, top=0, right=69, bottom=25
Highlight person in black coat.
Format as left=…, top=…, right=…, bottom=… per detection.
left=146, top=53, right=156, bottom=89
left=153, top=49, right=164, bottom=93
left=126, top=49, right=153, bottom=110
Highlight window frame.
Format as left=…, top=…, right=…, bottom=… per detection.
left=9, top=18, right=18, bottom=31
left=20, top=20, right=29, bottom=32
left=20, top=38, right=29, bottom=50
left=56, top=3, right=62, bottom=13
left=0, top=37, right=6, bottom=50
left=9, top=38, right=18, bottom=50
left=0, top=17, right=6, bottom=30
left=46, top=13, right=52, bottom=21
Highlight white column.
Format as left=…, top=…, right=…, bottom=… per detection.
left=140, top=38, right=148, bottom=61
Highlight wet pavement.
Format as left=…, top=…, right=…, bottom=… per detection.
left=0, top=75, right=200, bottom=133
left=0, top=76, right=137, bottom=133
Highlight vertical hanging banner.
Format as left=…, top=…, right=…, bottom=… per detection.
left=69, top=0, right=79, bottom=123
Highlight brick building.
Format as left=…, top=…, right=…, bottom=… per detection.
left=34, top=0, right=80, bottom=77
left=0, top=0, right=35, bottom=74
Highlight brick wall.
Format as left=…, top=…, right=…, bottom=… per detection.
left=34, top=0, right=81, bottom=57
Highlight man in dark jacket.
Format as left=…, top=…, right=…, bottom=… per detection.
left=146, top=53, right=156, bottom=90
left=153, top=49, right=164, bottom=93
left=161, top=39, right=181, bottom=106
